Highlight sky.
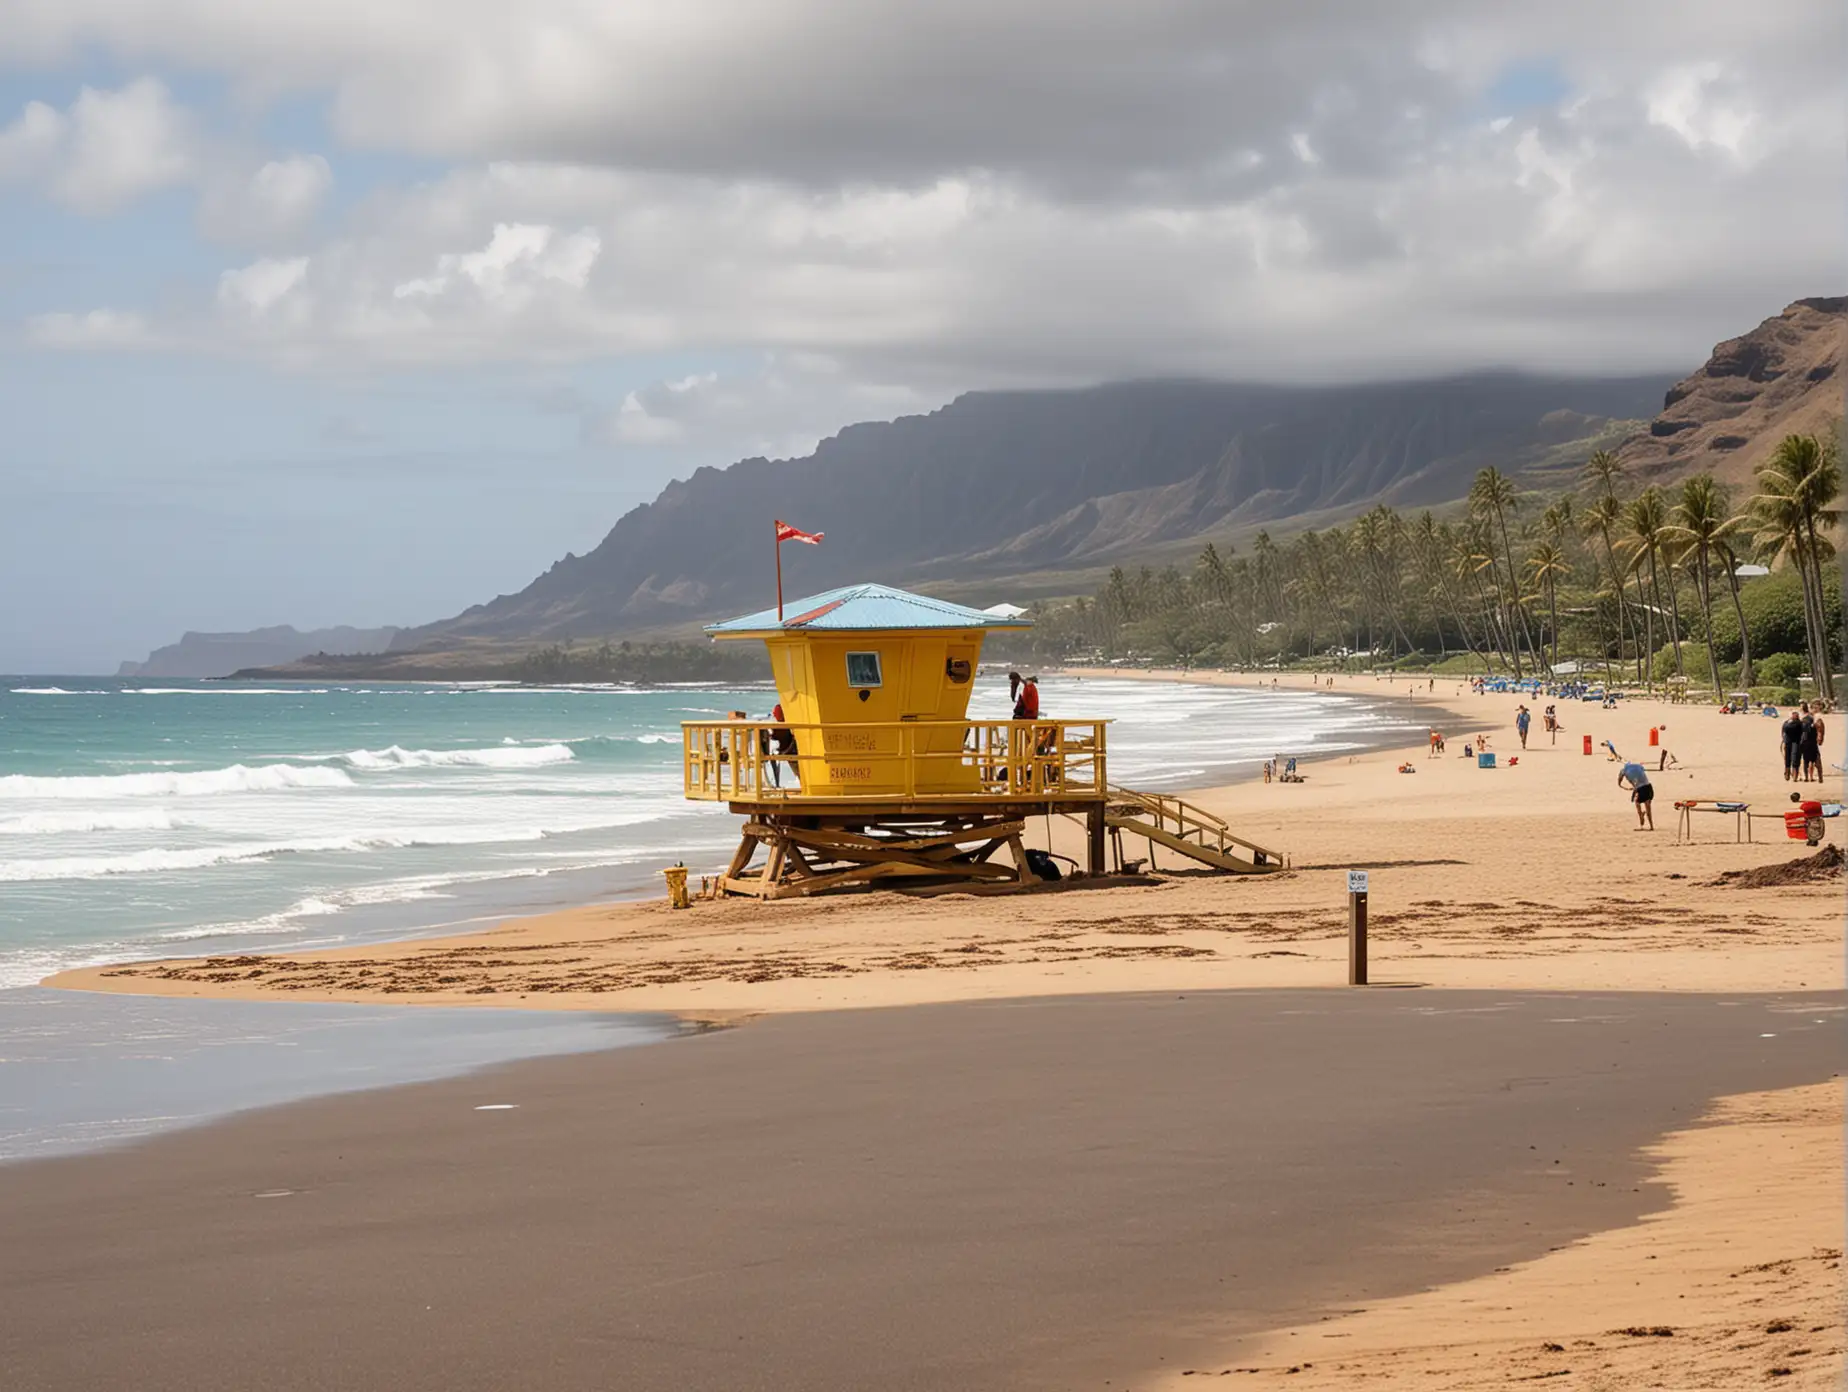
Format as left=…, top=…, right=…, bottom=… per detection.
left=0, top=1, right=1842, bottom=672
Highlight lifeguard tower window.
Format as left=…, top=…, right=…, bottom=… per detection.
left=845, top=651, right=883, bottom=688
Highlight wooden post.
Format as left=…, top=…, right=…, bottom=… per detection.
left=1086, top=804, right=1106, bottom=875
left=774, top=521, right=784, bottom=622
left=1347, top=869, right=1369, bottom=985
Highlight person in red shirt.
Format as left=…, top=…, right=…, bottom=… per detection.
left=1008, top=671, right=1040, bottom=721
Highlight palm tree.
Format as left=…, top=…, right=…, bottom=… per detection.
left=1665, top=474, right=1741, bottom=693
left=1618, top=488, right=1680, bottom=690
left=1754, top=433, right=1842, bottom=700
left=1524, top=540, right=1572, bottom=669
left=1469, top=467, right=1530, bottom=677
left=1583, top=449, right=1642, bottom=677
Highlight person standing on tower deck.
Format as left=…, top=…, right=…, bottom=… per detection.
left=1009, top=671, right=1040, bottom=722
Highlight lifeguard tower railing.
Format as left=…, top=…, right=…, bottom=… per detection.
left=682, top=718, right=1108, bottom=805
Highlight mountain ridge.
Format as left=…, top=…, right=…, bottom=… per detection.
left=393, top=370, right=1669, bottom=648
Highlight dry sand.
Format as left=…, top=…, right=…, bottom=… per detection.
left=53, top=672, right=1843, bottom=1016
left=1153, top=1080, right=1845, bottom=1390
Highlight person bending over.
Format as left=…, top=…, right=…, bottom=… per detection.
left=1619, top=760, right=1655, bottom=831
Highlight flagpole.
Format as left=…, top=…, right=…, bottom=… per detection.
left=775, top=520, right=784, bottom=622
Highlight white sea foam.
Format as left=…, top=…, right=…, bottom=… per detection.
left=340, top=743, right=576, bottom=770
left=0, top=809, right=182, bottom=835
left=123, top=687, right=328, bottom=696
left=9, top=686, right=107, bottom=695
left=0, top=826, right=561, bottom=882
left=0, top=765, right=355, bottom=800
left=0, top=764, right=354, bottom=800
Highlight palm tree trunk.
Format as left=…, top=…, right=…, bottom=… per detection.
left=1693, top=543, right=1723, bottom=692
left=1717, top=545, right=1754, bottom=687
left=1640, top=554, right=1658, bottom=692
left=1661, top=553, right=1686, bottom=677
left=1490, top=505, right=1524, bottom=678
left=1548, top=581, right=1560, bottom=668
left=1798, top=545, right=1830, bottom=701
left=1801, top=517, right=1836, bottom=700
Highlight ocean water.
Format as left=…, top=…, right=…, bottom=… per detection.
left=0, top=673, right=1425, bottom=1159
left=0, top=675, right=1428, bottom=989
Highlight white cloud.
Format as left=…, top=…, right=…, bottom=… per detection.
left=28, top=308, right=157, bottom=349
left=593, top=361, right=923, bottom=459
left=393, top=222, right=602, bottom=305
left=47, top=78, right=196, bottom=213
left=199, top=153, right=332, bottom=241
left=0, top=99, right=64, bottom=181
left=1645, top=64, right=1755, bottom=157
left=218, top=256, right=311, bottom=316
left=10, top=4, right=1841, bottom=404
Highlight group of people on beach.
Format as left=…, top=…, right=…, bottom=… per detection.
left=1781, top=704, right=1827, bottom=782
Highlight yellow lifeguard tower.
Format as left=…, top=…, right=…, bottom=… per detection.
left=683, top=583, right=1284, bottom=898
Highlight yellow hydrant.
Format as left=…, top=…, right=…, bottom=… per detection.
left=663, top=862, right=690, bottom=909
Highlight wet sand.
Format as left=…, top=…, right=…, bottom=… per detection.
left=1, top=988, right=1838, bottom=1391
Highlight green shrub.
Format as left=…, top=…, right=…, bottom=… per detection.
left=1746, top=686, right=1801, bottom=707
left=1652, top=641, right=1714, bottom=684
left=1708, top=570, right=1842, bottom=666
left=1756, top=652, right=1806, bottom=688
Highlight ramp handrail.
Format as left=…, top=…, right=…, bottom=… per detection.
left=1107, top=784, right=1281, bottom=863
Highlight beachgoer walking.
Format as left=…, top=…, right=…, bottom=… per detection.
left=1781, top=709, right=1804, bottom=781
left=1618, top=760, right=1655, bottom=830
left=1515, top=705, right=1531, bottom=749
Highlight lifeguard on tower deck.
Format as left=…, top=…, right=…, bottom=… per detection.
left=683, top=582, right=1283, bottom=899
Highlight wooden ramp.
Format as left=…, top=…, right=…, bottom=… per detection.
left=1105, top=787, right=1286, bottom=875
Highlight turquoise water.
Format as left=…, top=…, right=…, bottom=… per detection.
left=0, top=675, right=1427, bottom=988
left=0, top=679, right=763, bottom=988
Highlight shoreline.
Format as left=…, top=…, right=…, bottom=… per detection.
left=43, top=671, right=1447, bottom=1011
left=50, top=668, right=1840, bottom=1016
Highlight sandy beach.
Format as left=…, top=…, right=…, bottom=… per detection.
left=36, top=671, right=1846, bottom=1388
left=54, top=672, right=1843, bottom=1015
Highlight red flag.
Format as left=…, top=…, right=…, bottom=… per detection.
left=775, top=520, right=824, bottom=545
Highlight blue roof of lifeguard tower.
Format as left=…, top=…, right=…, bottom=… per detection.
left=705, top=583, right=1032, bottom=635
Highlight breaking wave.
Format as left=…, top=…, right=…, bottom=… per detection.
left=340, top=743, right=576, bottom=770
left=0, top=764, right=355, bottom=800
left=0, top=809, right=183, bottom=835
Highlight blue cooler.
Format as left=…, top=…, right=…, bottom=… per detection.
left=1477, top=751, right=1496, bottom=768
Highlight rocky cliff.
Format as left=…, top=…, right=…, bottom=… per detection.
left=1617, top=296, right=1845, bottom=485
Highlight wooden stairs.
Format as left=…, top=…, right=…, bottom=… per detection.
left=1105, top=786, right=1286, bottom=875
